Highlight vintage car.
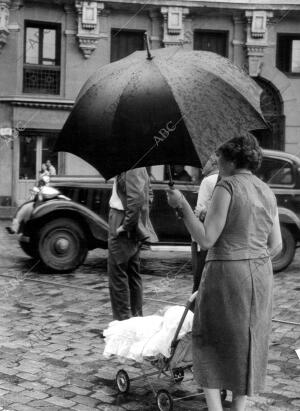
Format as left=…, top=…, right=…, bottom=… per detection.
left=7, top=149, right=300, bottom=273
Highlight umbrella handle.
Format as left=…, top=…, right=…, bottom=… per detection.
left=144, top=32, right=153, bottom=61
left=166, top=164, right=174, bottom=188
left=166, top=165, right=184, bottom=219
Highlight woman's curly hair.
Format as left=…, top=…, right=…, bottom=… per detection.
left=216, top=132, right=262, bottom=172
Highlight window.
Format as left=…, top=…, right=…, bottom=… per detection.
left=111, top=29, right=145, bottom=62
left=194, top=30, right=228, bottom=57
left=23, top=21, right=61, bottom=94
left=19, top=134, right=36, bottom=180
left=19, top=130, right=59, bottom=180
left=254, top=78, right=285, bottom=151
left=256, top=157, right=294, bottom=186
left=277, top=34, right=300, bottom=74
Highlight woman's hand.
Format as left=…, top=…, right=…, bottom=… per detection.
left=199, top=208, right=207, bottom=222
left=116, top=225, right=126, bottom=236
left=194, top=206, right=201, bottom=218
left=195, top=205, right=207, bottom=219
left=166, top=189, right=184, bottom=209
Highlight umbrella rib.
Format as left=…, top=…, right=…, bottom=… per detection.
left=127, top=114, right=189, bottom=172
left=119, top=66, right=189, bottom=172
left=172, top=54, right=263, bottom=114
left=129, top=142, right=158, bottom=171
left=75, top=57, right=143, bottom=105
left=109, top=60, right=182, bottom=173
left=149, top=60, right=205, bottom=161
left=157, top=58, right=266, bottom=134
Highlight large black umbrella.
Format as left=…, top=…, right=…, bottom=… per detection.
left=55, top=47, right=267, bottom=179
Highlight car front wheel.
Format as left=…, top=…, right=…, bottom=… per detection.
left=272, top=225, right=296, bottom=273
left=37, top=218, right=88, bottom=273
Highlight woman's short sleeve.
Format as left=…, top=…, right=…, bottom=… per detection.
left=215, top=178, right=233, bottom=196
left=270, top=189, right=278, bottom=219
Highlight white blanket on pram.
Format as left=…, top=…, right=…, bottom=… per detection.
left=103, top=306, right=193, bottom=362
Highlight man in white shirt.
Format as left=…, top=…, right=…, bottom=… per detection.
left=108, top=167, right=157, bottom=321
left=192, top=154, right=219, bottom=293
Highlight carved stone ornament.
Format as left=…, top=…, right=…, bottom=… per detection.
left=250, top=11, right=267, bottom=39
left=0, top=0, right=10, bottom=52
left=246, top=45, right=265, bottom=77
left=75, top=1, right=104, bottom=59
left=161, top=6, right=189, bottom=46
left=245, top=10, right=273, bottom=77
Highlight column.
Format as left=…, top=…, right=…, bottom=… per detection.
left=0, top=0, right=10, bottom=52
left=245, top=10, right=274, bottom=77
left=232, top=15, right=245, bottom=69
left=149, top=10, right=162, bottom=50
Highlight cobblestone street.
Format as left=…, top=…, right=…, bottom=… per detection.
left=0, top=221, right=299, bottom=411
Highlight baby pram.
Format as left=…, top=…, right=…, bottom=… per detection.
left=113, top=292, right=227, bottom=410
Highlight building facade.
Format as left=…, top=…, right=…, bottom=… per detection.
left=1, top=0, right=300, bottom=214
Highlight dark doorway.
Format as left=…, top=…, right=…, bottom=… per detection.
left=111, top=29, right=145, bottom=62
left=194, top=30, right=228, bottom=57
left=255, top=78, right=285, bottom=150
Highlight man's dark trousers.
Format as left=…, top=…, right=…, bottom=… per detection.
left=108, top=208, right=143, bottom=321
left=108, top=246, right=142, bottom=321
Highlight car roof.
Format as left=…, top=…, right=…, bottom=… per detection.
left=262, top=149, right=300, bottom=165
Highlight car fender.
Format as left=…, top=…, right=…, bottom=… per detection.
left=278, top=207, right=300, bottom=231
left=29, top=199, right=108, bottom=243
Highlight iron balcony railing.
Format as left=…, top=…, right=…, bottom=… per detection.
left=23, top=64, right=60, bottom=94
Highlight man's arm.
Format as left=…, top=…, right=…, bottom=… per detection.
left=122, top=169, right=145, bottom=232
left=195, top=177, right=211, bottom=217
left=195, top=174, right=218, bottom=217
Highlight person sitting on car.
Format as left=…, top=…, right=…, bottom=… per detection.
left=37, top=164, right=50, bottom=187
left=46, top=159, right=56, bottom=176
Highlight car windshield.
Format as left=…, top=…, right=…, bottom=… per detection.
left=257, top=157, right=294, bottom=186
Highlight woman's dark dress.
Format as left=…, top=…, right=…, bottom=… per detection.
left=192, top=173, right=277, bottom=396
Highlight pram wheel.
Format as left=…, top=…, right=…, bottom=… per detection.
left=156, top=389, right=173, bottom=411
left=172, top=367, right=184, bottom=383
left=221, top=389, right=227, bottom=402
left=116, top=369, right=130, bottom=394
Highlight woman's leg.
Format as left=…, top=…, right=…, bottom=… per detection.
left=203, top=388, right=223, bottom=411
left=231, top=393, right=247, bottom=411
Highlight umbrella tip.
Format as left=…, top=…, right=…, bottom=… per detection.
left=144, top=32, right=153, bottom=61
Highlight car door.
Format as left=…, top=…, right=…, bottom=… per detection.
left=257, top=155, right=298, bottom=214
left=150, top=182, right=199, bottom=244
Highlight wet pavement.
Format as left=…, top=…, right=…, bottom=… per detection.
left=0, top=220, right=299, bottom=411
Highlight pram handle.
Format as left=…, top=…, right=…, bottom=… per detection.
left=169, top=291, right=198, bottom=354
left=188, top=291, right=198, bottom=303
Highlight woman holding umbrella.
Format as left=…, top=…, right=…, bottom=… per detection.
left=167, top=133, right=282, bottom=411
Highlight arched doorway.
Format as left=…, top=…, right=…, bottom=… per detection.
left=255, top=78, right=285, bottom=150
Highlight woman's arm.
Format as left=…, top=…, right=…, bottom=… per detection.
left=267, top=209, right=282, bottom=258
left=168, top=186, right=231, bottom=249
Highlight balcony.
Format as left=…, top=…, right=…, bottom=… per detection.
left=23, top=64, right=60, bottom=95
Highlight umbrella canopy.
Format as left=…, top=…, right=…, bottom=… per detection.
left=55, top=47, right=267, bottom=179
